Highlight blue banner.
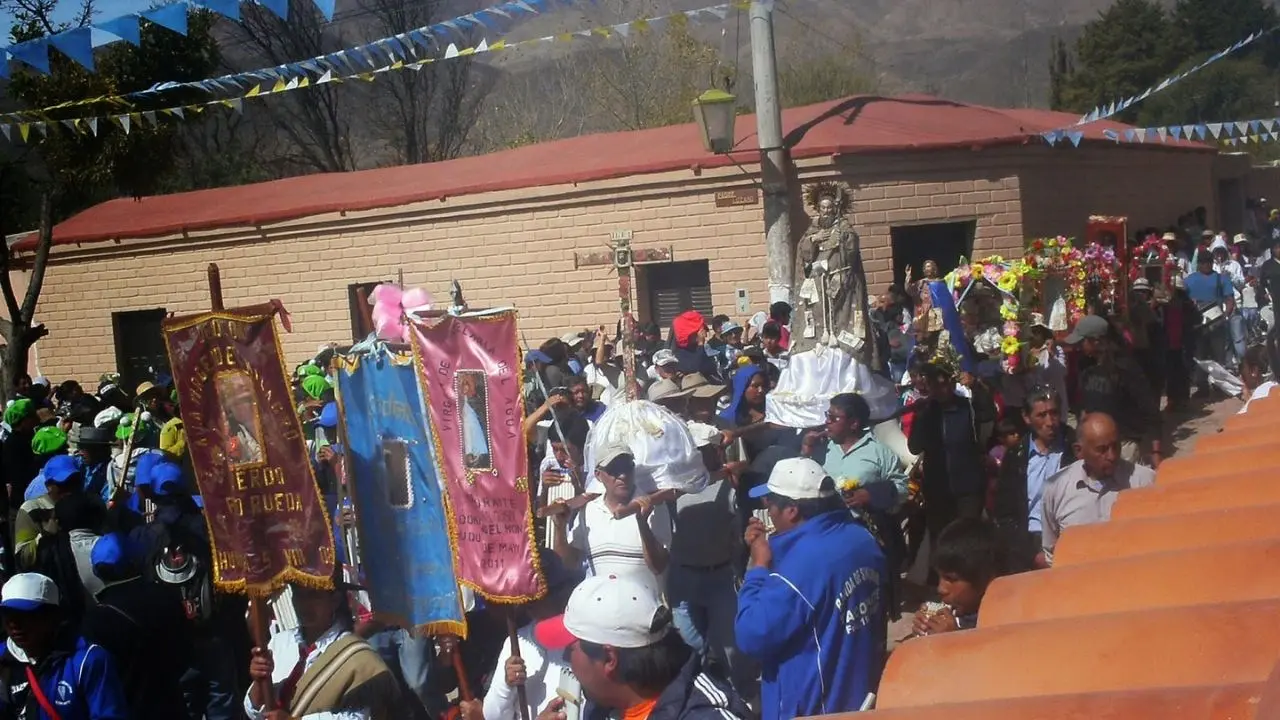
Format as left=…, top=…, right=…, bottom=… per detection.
left=928, top=280, right=975, bottom=374
left=337, top=348, right=466, bottom=636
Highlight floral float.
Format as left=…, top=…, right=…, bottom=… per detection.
left=1128, top=233, right=1177, bottom=287
left=1023, top=236, right=1088, bottom=327
left=945, top=255, right=1032, bottom=373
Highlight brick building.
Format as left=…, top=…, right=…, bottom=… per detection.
left=9, top=94, right=1229, bottom=386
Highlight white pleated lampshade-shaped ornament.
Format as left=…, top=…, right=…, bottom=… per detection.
left=765, top=347, right=899, bottom=429
left=583, top=400, right=708, bottom=496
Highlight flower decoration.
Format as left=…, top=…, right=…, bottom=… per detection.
left=369, top=284, right=434, bottom=343
left=1000, top=335, right=1021, bottom=356
left=1024, top=236, right=1088, bottom=326
left=1128, top=233, right=1176, bottom=287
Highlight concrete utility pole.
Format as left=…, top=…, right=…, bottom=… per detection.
left=750, top=0, right=793, bottom=305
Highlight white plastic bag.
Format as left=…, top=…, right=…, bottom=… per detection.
left=765, top=347, right=899, bottom=428
left=584, top=400, right=708, bottom=496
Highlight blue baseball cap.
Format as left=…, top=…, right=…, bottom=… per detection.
left=150, top=461, right=188, bottom=497
left=90, top=533, right=128, bottom=572
left=317, top=402, right=339, bottom=429
left=43, top=455, right=83, bottom=487
left=132, top=450, right=165, bottom=489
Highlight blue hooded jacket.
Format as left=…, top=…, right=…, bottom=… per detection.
left=0, top=636, right=128, bottom=720
left=735, top=510, right=886, bottom=720
left=718, top=366, right=764, bottom=426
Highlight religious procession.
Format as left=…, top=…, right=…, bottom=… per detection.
left=0, top=162, right=1276, bottom=720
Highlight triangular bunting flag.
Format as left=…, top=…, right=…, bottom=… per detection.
left=1041, top=132, right=1058, bottom=146
left=141, top=4, right=188, bottom=36
left=49, top=27, right=95, bottom=71
left=1194, top=124, right=1207, bottom=140
left=297, top=76, right=310, bottom=87
left=1182, top=125, right=1196, bottom=139
left=1251, top=120, right=1263, bottom=133
left=633, top=17, right=650, bottom=33
left=193, top=0, right=239, bottom=21
left=474, top=38, right=489, bottom=53
left=258, top=0, right=288, bottom=19
left=33, top=123, right=45, bottom=138
left=317, top=70, right=333, bottom=84
left=271, top=77, right=287, bottom=93
left=444, top=43, right=460, bottom=58
left=312, top=0, right=335, bottom=21
left=1067, top=131, right=1083, bottom=147
left=1228, top=138, right=1238, bottom=146
left=18, top=124, right=29, bottom=142
left=1208, top=122, right=1223, bottom=138
left=60, top=119, right=77, bottom=132
left=1170, top=126, right=1182, bottom=140
left=228, top=98, right=243, bottom=113
left=1124, top=129, right=1136, bottom=142
left=1266, top=119, right=1278, bottom=133
left=1136, top=128, right=1147, bottom=143
left=0, top=125, right=10, bottom=142
left=489, top=39, right=507, bottom=51
left=119, top=114, right=131, bottom=134
left=142, top=110, right=157, bottom=126
left=1236, top=121, right=1250, bottom=136
left=244, top=84, right=262, bottom=97
left=1103, top=129, right=1119, bottom=142
left=284, top=76, right=299, bottom=90
left=10, top=39, right=50, bottom=74
left=86, top=117, right=98, bottom=136
left=1156, top=127, right=1168, bottom=142
left=613, top=22, right=630, bottom=37
left=95, top=14, right=141, bottom=46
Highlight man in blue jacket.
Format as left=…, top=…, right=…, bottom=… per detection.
left=736, top=457, right=886, bottom=720
left=0, top=572, right=128, bottom=719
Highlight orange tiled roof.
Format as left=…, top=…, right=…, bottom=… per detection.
left=18, top=94, right=1207, bottom=251
left=858, top=392, right=1280, bottom=718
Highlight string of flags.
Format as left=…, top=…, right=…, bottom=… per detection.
left=0, top=1, right=745, bottom=144
left=0, top=0, right=575, bottom=80
left=1047, top=25, right=1276, bottom=135
left=1043, top=115, right=1280, bottom=147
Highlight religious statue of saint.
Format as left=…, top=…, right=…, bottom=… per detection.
left=794, top=181, right=874, bottom=364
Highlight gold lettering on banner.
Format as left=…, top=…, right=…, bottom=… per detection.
left=284, top=548, right=305, bottom=566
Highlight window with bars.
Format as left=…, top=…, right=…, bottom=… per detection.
left=642, top=260, right=713, bottom=327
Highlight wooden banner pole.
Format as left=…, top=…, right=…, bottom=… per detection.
left=207, top=263, right=275, bottom=709
left=506, top=612, right=533, bottom=720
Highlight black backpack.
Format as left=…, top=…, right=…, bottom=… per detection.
left=147, top=520, right=214, bottom=628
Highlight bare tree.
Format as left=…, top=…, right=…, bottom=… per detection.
left=468, top=55, right=593, bottom=151
left=0, top=189, right=51, bottom=401
left=231, top=0, right=357, bottom=173
left=362, top=0, right=496, bottom=164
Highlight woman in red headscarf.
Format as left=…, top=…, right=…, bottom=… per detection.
left=670, top=310, right=724, bottom=383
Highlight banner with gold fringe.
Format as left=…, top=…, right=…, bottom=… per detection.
left=409, top=309, right=544, bottom=604
left=164, top=305, right=336, bottom=596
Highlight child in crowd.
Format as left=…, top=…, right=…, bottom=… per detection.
left=912, top=519, right=1006, bottom=636
left=985, top=417, right=1023, bottom=514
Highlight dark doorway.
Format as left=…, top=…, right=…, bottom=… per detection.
left=112, top=308, right=169, bottom=393
left=639, top=260, right=713, bottom=326
left=347, top=281, right=389, bottom=342
left=1218, top=178, right=1244, bottom=236
left=890, top=221, right=977, bottom=288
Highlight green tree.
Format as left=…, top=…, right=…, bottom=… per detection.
left=1049, top=0, right=1174, bottom=121
left=0, top=1, right=220, bottom=395
left=1170, top=0, right=1278, bottom=62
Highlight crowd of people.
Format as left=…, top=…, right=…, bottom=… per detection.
left=0, top=213, right=1272, bottom=719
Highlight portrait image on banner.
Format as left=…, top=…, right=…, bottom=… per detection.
left=163, top=307, right=336, bottom=595
left=410, top=309, right=545, bottom=603
left=336, top=349, right=467, bottom=636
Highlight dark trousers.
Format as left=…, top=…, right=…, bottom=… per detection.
left=1166, top=348, right=1190, bottom=407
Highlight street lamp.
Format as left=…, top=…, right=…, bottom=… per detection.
left=692, top=89, right=737, bottom=154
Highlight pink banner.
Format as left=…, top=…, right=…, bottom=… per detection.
left=410, top=311, right=545, bottom=603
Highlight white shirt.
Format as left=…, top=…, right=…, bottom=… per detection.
left=482, top=625, right=571, bottom=720
left=1240, top=381, right=1277, bottom=414
left=584, top=363, right=625, bottom=407
left=570, top=496, right=672, bottom=586
left=243, top=623, right=368, bottom=720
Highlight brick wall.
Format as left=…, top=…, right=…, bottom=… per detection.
left=1019, top=145, right=1218, bottom=242
left=20, top=143, right=1218, bottom=384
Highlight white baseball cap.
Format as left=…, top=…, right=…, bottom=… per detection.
left=534, top=574, right=669, bottom=650
left=652, top=349, right=678, bottom=368
left=1, top=573, right=60, bottom=611
left=749, top=457, right=835, bottom=500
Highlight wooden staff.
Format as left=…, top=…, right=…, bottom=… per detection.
left=207, top=264, right=275, bottom=709
left=506, top=611, right=533, bottom=720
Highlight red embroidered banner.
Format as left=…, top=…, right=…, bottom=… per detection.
left=409, top=310, right=544, bottom=603
left=164, top=307, right=336, bottom=595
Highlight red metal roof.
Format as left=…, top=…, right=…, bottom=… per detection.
left=26, top=94, right=1200, bottom=249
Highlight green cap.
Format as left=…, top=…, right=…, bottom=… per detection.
left=4, top=398, right=33, bottom=426
left=31, top=426, right=68, bottom=455
left=303, top=363, right=324, bottom=377
left=115, top=413, right=135, bottom=441
left=301, top=375, right=331, bottom=401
